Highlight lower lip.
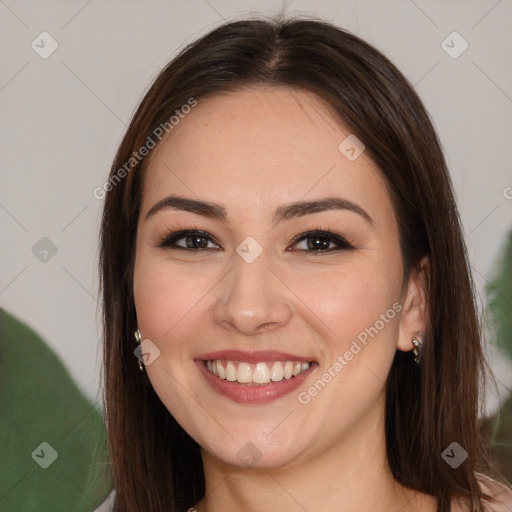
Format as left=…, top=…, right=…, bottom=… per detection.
left=195, top=360, right=316, bottom=404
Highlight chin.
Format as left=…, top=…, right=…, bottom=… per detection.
left=198, top=428, right=312, bottom=470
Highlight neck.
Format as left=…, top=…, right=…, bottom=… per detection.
left=196, top=398, right=436, bottom=512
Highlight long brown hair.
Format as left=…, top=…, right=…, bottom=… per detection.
left=99, top=15, right=505, bottom=512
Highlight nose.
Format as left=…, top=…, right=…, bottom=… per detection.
left=212, top=253, right=293, bottom=336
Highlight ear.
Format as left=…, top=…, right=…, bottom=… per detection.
left=397, top=255, right=430, bottom=352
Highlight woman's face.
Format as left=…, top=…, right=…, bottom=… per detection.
left=133, top=86, right=419, bottom=469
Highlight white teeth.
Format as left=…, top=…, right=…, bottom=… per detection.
left=270, top=361, right=284, bottom=382
left=237, top=362, right=252, bottom=383
left=225, top=361, right=237, bottom=381
left=284, top=362, right=293, bottom=379
left=253, top=362, right=271, bottom=384
left=206, top=359, right=312, bottom=384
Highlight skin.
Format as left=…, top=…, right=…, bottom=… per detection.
left=133, top=86, right=437, bottom=511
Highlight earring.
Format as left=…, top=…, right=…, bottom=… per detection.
left=134, top=329, right=144, bottom=372
left=411, top=331, right=423, bottom=364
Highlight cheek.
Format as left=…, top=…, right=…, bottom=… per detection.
left=292, top=261, right=400, bottom=344
left=133, top=255, right=199, bottom=345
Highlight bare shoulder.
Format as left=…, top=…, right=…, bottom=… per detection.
left=476, top=473, right=512, bottom=512
left=450, top=475, right=512, bottom=512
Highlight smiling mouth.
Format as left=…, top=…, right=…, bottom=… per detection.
left=203, top=359, right=315, bottom=385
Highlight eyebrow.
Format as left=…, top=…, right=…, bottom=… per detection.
left=145, top=195, right=374, bottom=227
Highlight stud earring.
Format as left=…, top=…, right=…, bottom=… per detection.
left=134, top=329, right=144, bottom=372
left=411, top=331, right=423, bottom=364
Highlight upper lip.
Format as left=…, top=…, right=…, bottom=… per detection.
left=198, top=350, right=316, bottom=364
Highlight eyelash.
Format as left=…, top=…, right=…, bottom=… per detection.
left=156, top=226, right=355, bottom=254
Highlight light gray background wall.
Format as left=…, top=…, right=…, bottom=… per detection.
left=1, top=0, right=511, bottom=410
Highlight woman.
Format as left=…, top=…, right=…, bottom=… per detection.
left=98, top=15, right=512, bottom=512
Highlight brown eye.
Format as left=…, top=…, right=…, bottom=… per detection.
left=157, top=228, right=354, bottom=253
left=290, top=230, right=355, bottom=252
left=157, top=230, right=219, bottom=250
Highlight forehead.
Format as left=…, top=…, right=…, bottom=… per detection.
left=141, top=86, right=393, bottom=225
